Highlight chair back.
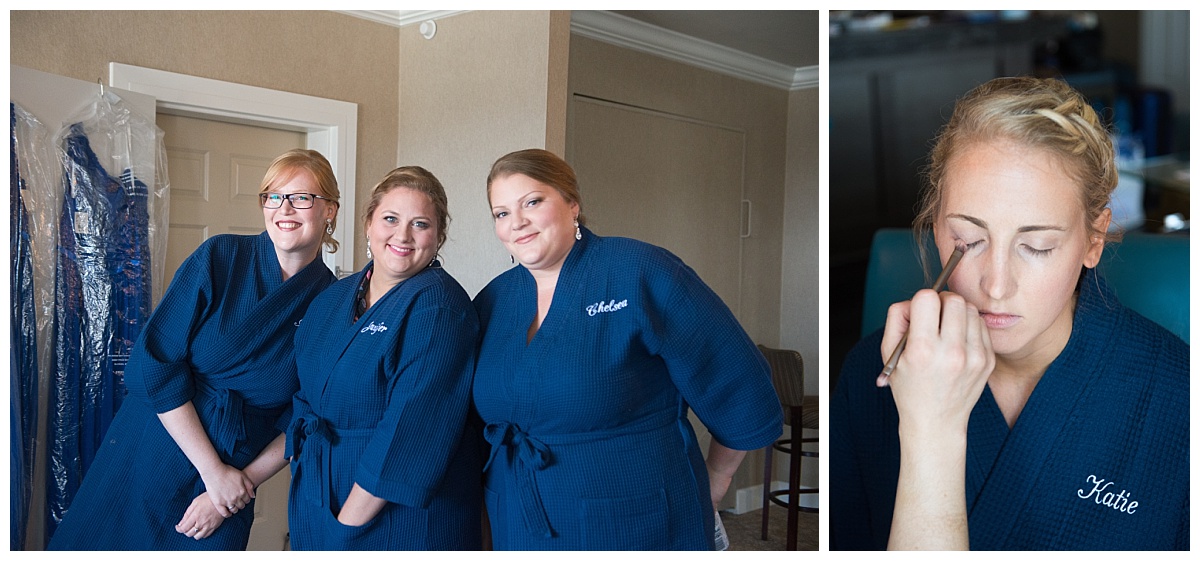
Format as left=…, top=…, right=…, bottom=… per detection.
left=757, top=345, right=805, bottom=408
left=861, top=228, right=1189, bottom=343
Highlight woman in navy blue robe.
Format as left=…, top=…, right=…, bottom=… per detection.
left=830, top=77, right=1189, bottom=550
left=474, top=149, right=782, bottom=550
left=49, top=149, right=341, bottom=550
left=286, top=166, right=481, bottom=550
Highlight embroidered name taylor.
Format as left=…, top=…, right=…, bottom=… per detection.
left=360, top=321, right=388, bottom=334
left=1077, top=474, right=1138, bottom=514
left=586, top=299, right=628, bottom=317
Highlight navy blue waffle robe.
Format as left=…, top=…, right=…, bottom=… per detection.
left=286, top=262, right=482, bottom=550
left=48, top=232, right=334, bottom=550
left=831, top=269, right=1189, bottom=550
left=473, top=227, right=783, bottom=550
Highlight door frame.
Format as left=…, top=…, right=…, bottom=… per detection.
left=109, top=63, right=358, bottom=277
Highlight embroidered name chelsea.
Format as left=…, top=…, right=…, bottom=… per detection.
left=360, top=321, right=388, bottom=334
left=1077, top=474, right=1138, bottom=514
left=587, top=299, right=628, bottom=317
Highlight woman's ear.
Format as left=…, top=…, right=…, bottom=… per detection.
left=1082, top=208, right=1112, bottom=268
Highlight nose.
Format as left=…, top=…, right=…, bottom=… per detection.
left=510, top=208, right=529, bottom=230
left=979, top=247, right=1016, bottom=301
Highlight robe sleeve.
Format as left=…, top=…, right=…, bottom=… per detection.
left=643, top=255, right=782, bottom=451
left=829, top=331, right=887, bottom=550
left=123, top=241, right=215, bottom=413
left=354, top=291, right=479, bottom=508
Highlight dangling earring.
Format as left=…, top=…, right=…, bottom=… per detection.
left=366, top=238, right=373, bottom=260
left=574, top=218, right=582, bottom=241
left=325, top=219, right=333, bottom=236
left=510, top=255, right=515, bottom=264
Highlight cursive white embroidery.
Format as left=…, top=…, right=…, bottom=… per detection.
left=360, top=321, right=388, bottom=334
left=586, top=299, right=628, bottom=317
left=1077, top=474, right=1138, bottom=514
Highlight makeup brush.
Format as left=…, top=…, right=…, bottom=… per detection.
left=880, top=242, right=967, bottom=378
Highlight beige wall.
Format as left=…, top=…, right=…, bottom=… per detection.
left=9, top=10, right=400, bottom=264
left=782, top=87, right=820, bottom=396
left=397, top=10, right=570, bottom=296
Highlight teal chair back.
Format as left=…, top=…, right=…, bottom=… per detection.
left=861, top=228, right=1189, bottom=344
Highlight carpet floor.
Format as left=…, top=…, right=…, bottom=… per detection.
left=720, top=503, right=819, bottom=551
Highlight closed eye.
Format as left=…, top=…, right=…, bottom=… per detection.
left=1022, top=245, right=1054, bottom=257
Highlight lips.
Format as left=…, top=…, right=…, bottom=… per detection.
left=980, top=312, right=1020, bottom=329
left=388, top=245, right=414, bottom=256
left=513, top=232, right=538, bottom=244
left=276, top=221, right=302, bottom=231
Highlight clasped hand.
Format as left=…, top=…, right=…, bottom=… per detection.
left=199, top=463, right=255, bottom=518
left=877, top=289, right=995, bottom=435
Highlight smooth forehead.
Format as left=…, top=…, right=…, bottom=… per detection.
left=489, top=173, right=562, bottom=205
left=940, top=139, right=1087, bottom=228
left=271, top=169, right=317, bottom=192
left=375, top=186, right=435, bottom=214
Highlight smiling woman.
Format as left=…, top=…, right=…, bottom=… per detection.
left=830, top=77, right=1189, bottom=551
left=284, top=165, right=481, bottom=550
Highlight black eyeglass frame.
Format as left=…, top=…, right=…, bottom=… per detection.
left=259, top=192, right=330, bottom=209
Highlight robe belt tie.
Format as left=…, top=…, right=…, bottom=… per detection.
left=481, top=414, right=682, bottom=539
left=193, top=380, right=250, bottom=458
left=286, top=413, right=374, bottom=508
left=483, top=422, right=554, bottom=538
left=288, top=412, right=334, bottom=508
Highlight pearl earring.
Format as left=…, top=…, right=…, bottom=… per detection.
left=574, top=219, right=582, bottom=241
left=325, top=219, right=333, bottom=236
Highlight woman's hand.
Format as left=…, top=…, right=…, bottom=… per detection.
left=336, top=484, right=386, bottom=527
left=878, top=289, right=994, bottom=434
left=705, top=441, right=747, bottom=511
left=198, top=463, right=255, bottom=518
left=176, top=492, right=226, bottom=540
left=877, top=289, right=994, bottom=550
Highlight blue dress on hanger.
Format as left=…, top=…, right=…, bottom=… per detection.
left=49, top=232, right=334, bottom=550
left=473, top=227, right=782, bottom=550
left=46, top=124, right=153, bottom=539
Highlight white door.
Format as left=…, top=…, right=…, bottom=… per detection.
left=158, top=113, right=305, bottom=551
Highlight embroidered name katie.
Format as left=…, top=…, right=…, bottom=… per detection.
left=360, top=321, right=388, bottom=334
left=586, top=299, right=628, bottom=317
left=1077, top=474, right=1138, bottom=514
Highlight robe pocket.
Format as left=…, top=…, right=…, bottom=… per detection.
left=322, top=502, right=382, bottom=550
left=579, top=488, right=670, bottom=550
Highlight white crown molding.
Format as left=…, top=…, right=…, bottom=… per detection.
left=571, top=11, right=818, bottom=91
left=337, top=10, right=464, bottom=28
left=337, top=10, right=818, bottom=91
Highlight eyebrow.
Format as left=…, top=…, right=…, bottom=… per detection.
left=946, top=213, right=1066, bottom=233
left=491, top=190, right=543, bottom=211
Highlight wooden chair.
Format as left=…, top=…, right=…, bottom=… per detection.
left=757, top=345, right=817, bottom=550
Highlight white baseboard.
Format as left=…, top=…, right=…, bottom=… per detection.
left=726, top=482, right=820, bottom=515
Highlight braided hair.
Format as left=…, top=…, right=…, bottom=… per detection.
left=915, top=76, right=1119, bottom=273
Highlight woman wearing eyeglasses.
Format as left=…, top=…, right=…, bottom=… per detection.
left=284, top=166, right=481, bottom=550
left=49, top=149, right=339, bottom=550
